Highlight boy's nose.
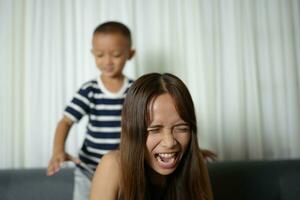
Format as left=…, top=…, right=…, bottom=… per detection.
left=104, top=55, right=113, bottom=65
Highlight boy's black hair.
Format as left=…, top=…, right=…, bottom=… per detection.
left=93, top=21, right=132, bottom=47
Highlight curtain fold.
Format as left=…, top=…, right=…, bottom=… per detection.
left=1, top=0, right=299, bottom=168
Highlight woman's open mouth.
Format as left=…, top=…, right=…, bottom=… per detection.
left=154, top=152, right=179, bottom=169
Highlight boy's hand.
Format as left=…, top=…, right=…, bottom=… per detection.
left=47, top=152, right=80, bottom=176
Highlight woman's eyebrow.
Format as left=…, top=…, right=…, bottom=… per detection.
left=147, top=123, right=189, bottom=129
left=173, top=122, right=189, bottom=126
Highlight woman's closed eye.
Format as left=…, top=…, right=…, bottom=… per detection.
left=147, top=125, right=190, bottom=134
left=147, top=128, right=161, bottom=134
left=172, top=126, right=190, bottom=133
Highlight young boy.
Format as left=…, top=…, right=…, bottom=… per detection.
left=47, top=21, right=135, bottom=200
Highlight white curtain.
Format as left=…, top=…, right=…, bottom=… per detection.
left=1, top=0, right=299, bottom=169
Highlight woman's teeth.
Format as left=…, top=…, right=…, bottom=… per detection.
left=159, top=152, right=175, bottom=158
left=156, top=153, right=176, bottom=163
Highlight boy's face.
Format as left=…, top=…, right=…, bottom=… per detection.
left=91, top=32, right=134, bottom=79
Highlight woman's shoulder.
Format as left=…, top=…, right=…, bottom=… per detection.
left=90, top=150, right=121, bottom=200
left=99, top=150, right=121, bottom=173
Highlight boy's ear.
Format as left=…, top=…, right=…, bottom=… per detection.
left=90, top=49, right=94, bottom=55
left=128, top=49, right=135, bottom=60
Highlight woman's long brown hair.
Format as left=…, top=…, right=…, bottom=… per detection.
left=120, top=73, right=213, bottom=200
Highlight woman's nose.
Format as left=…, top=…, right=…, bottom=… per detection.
left=161, top=129, right=176, bottom=148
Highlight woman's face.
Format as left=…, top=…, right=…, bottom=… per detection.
left=145, top=93, right=191, bottom=175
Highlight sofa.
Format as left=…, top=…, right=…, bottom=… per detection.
left=0, top=159, right=299, bottom=200
left=209, top=159, right=300, bottom=200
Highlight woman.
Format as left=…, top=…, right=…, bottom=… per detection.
left=90, top=73, right=213, bottom=200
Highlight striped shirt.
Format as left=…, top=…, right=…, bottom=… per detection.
left=64, top=76, right=133, bottom=174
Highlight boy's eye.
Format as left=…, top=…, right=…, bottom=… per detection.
left=96, top=54, right=103, bottom=58
left=112, top=53, right=122, bottom=58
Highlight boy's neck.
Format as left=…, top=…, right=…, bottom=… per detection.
left=100, top=74, right=125, bottom=93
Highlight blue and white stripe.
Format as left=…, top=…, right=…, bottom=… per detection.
left=64, top=76, right=133, bottom=173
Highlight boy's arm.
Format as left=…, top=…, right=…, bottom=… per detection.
left=47, top=116, right=80, bottom=176
left=90, top=151, right=121, bottom=200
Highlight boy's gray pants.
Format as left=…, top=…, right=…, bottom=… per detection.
left=72, top=167, right=92, bottom=200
